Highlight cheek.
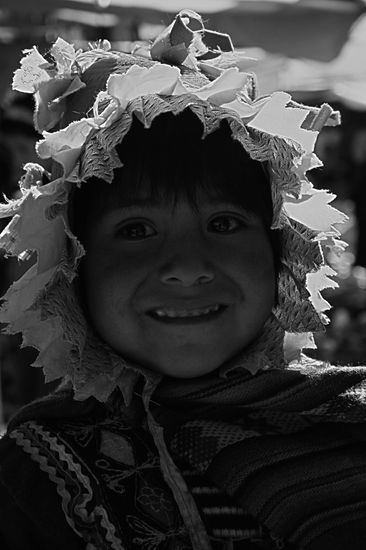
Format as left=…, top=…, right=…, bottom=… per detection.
left=221, top=233, right=276, bottom=285
left=83, top=247, right=153, bottom=317
left=247, top=248, right=276, bottom=287
left=225, top=237, right=276, bottom=317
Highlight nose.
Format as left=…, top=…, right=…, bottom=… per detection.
left=159, top=249, right=215, bottom=287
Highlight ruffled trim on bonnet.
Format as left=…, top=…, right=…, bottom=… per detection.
left=0, top=10, right=345, bottom=404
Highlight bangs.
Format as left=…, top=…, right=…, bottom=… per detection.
left=113, top=112, right=271, bottom=222
left=71, top=109, right=274, bottom=239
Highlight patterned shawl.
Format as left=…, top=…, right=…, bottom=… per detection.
left=3, top=356, right=366, bottom=549
left=150, top=357, right=366, bottom=549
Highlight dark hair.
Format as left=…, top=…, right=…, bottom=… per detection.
left=72, top=109, right=276, bottom=240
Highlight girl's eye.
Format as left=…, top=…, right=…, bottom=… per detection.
left=118, top=221, right=156, bottom=240
left=208, top=215, right=245, bottom=234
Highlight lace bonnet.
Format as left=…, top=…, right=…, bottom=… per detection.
left=0, top=10, right=345, bottom=403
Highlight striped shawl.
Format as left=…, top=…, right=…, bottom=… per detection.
left=153, top=358, right=366, bottom=549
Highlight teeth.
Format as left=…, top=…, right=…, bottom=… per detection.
left=152, top=304, right=221, bottom=318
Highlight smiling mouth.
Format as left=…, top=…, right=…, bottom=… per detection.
left=147, top=304, right=227, bottom=323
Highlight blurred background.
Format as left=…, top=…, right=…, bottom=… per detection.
left=0, top=0, right=366, bottom=425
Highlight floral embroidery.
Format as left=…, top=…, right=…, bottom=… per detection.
left=127, top=515, right=188, bottom=550
left=55, top=415, right=190, bottom=548
left=96, top=455, right=160, bottom=494
left=137, top=485, right=175, bottom=515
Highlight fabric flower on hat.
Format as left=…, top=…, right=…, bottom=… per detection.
left=35, top=61, right=328, bottom=189
left=37, top=119, right=97, bottom=179
left=11, top=38, right=113, bottom=132
left=151, top=9, right=233, bottom=69
left=36, top=62, right=265, bottom=180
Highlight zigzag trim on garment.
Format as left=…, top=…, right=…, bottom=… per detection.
left=10, top=421, right=125, bottom=550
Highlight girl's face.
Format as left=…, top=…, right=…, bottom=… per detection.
left=82, top=190, right=276, bottom=378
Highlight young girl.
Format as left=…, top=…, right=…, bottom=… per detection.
left=1, top=10, right=366, bottom=550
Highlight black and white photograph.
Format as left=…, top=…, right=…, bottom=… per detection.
left=0, top=1, right=366, bottom=548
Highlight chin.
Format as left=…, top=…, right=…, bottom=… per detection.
left=149, top=355, right=222, bottom=378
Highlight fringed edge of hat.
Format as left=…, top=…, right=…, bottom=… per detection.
left=0, top=13, right=346, bottom=402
